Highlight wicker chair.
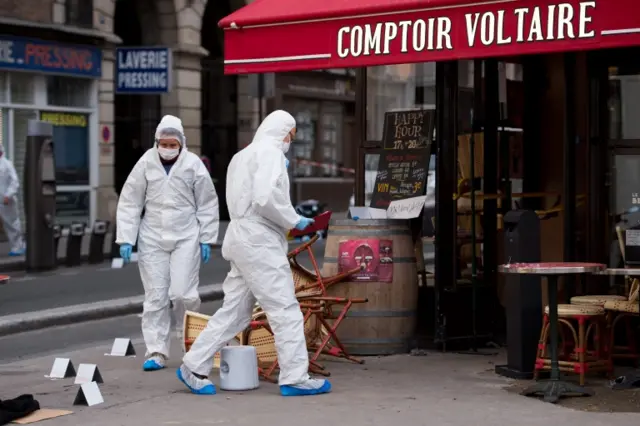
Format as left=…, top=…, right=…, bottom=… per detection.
left=535, top=304, right=611, bottom=386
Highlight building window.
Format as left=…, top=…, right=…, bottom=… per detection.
left=0, top=72, right=97, bottom=228
left=66, top=0, right=94, bottom=28
left=0, top=72, right=7, bottom=103
left=47, top=76, right=92, bottom=108
left=10, top=73, right=36, bottom=104
left=40, top=112, right=90, bottom=185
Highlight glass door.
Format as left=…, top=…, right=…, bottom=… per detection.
left=597, top=47, right=640, bottom=288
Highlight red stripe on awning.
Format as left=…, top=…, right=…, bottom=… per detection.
left=220, top=0, right=640, bottom=75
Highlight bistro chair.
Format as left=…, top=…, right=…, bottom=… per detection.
left=603, top=279, right=639, bottom=365
left=243, top=302, right=330, bottom=383
left=572, top=226, right=639, bottom=364
left=534, top=304, right=611, bottom=386
left=245, top=235, right=367, bottom=381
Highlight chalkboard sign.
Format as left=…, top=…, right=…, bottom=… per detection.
left=382, top=109, right=435, bottom=150
left=370, top=149, right=431, bottom=209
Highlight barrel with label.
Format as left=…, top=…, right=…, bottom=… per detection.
left=322, top=219, right=418, bottom=355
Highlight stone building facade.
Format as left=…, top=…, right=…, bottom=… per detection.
left=0, top=0, right=250, bottom=224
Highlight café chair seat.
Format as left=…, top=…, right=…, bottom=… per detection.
left=604, top=300, right=640, bottom=314
left=536, top=304, right=611, bottom=386
left=544, top=303, right=605, bottom=317
left=570, top=295, right=627, bottom=307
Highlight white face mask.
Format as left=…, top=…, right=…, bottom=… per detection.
left=281, top=141, right=291, bottom=153
left=158, top=147, right=179, bottom=160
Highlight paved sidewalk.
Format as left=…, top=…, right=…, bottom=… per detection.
left=1, top=342, right=637, bottom=426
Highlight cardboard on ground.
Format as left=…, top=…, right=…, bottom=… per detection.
left=350, top=196, right=428, bottom=220
left=12, top=409, right=73, bottom=424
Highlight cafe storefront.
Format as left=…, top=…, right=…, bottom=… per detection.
left=218, top=0, right=640, bottom=350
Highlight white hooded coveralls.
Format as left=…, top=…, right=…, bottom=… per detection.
left=116, top=115, right=220, bottom=358
left=183, top=110, right=310, bottom=386
left=0, top=152, right=24, bottom=252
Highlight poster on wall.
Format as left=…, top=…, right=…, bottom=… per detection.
left=40, top=112, right=89, bottom=185
left=338, top=239, right=393, bottom=282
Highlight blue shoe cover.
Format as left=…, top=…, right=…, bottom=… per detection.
left=280, top=380, right=332, bottom=396
left=176, top=367, right=216, bottom=395
left=8, top=249, right=24, bottom=256
left=143, top=359, right=165, bottom=371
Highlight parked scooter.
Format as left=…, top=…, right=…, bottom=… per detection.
left=294, top=199, right=329, bottom=239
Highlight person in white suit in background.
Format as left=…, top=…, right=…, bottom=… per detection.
left=116, top=115, right=219, bottom=372
left=0, top=144, right=25, bottom=256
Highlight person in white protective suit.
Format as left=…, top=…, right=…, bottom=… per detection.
left=116, top=115, right=219, bottom=372
left=177, top=110, right=331, bottom=397
left=0, top=144, right=25, bottom=256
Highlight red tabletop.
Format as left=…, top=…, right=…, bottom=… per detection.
left=498, top=262, right=606, bottom=275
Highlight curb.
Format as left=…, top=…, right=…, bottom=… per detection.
left=0, top=283, right=224, bottom=338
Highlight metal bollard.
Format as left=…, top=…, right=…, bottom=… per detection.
left=88, top=220, right=109, bottom=264
left=53, top=225, right=61, bottom=260
left=110, top=224, right=120, bottom=259
left=65, top=222, right=85, bottom=267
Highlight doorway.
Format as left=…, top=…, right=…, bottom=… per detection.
left=200, top=0, right=239, bottom=220
left=590, top=47, right=640, bottom=275
left=113, top=0, right=162, bottom=194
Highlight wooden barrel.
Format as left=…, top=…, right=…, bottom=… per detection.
left=322, top=219, right=418, bottom=355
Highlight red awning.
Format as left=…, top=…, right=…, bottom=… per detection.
left=220, top=0, right=640, bottom=75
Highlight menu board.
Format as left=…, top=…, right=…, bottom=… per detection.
left=369, top=149, right=430, bottom=209
left=382, top=109, right=435, bottom=150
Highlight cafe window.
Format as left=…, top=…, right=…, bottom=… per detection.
left=364, top=63, right=437, bottom=207
left=609, top=66, right=640, bottom=141
left=367, top=63, right=436, bottom=142
left=286, top=97, right=346, bottom=178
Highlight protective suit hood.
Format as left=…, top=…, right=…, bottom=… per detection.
left=250, top=110, right=295, bottom=152
left=155, top=115, right=186, bottom=147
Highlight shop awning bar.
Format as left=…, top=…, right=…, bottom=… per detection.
left=219, top=0, right=640, bottom=74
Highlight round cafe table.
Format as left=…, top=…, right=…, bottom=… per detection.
left=498, top=262, right=606, bottom=403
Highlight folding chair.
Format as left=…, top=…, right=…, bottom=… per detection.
left=244, top=302, right=331, bottom=383
left=286, top=234, right=368, bottom=364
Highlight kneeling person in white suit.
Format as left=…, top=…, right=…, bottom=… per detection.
left=116, top=115, right=219, bottom=371
left=177, top=110, right=331, bottom=397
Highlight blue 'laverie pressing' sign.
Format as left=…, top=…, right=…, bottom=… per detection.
left=116, top=47, right=172, bottom=94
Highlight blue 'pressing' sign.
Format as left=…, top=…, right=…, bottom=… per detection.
left=0, top=36, right=101, bottom=78
left=116, top=47, right=172, bottom=94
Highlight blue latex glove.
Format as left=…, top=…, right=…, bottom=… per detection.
left=120, top=244, right=132, bottom=263
left=200, top=243, right=211, bottom=264
left=285, top=159, right=290, bottom=169
left=295, top=217, right=315, bottom=231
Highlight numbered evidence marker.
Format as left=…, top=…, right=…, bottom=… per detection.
left=45, top=358, right=76, bottom=379
left=105, top=338, right=136, bottom=357
left=111, top=257, right=124, bottom=269
left=73, top=381, right=104, bottom=407
left=74, top=364, right=104, bottom=385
